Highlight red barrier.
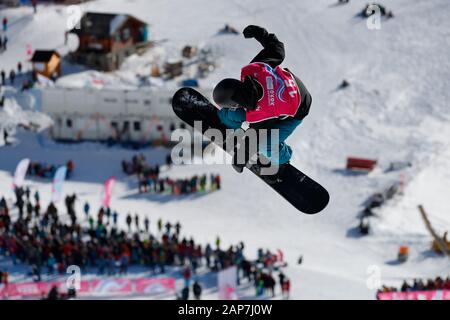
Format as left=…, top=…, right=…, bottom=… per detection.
left=0, top=277, right=176, bottom=299
left=346, top=157, right=377, bottom=171
left=377, top=290, right=450, bottom=300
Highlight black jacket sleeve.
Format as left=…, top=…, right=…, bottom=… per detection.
left=249, top=28, right=285, bottom=68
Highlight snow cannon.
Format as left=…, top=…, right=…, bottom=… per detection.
left=397, top=246, right=409, bottom=263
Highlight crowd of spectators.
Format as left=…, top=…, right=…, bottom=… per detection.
left=27, top=160, right=74, bottom=179
left=0, top=189, right=289, bottom=299
left=122, top=154, right=221, bottom=195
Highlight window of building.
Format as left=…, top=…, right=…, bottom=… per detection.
left=123, top=121, right=130, bottom=131
left=180, top=123, right=186, bottom=130
left=122, top=28, right=130, bottom=41
left=144, top=100, right=151, bottom=106
left=66, top=119, right=72, bottom=128
left=133, top=121, right=141, bottom=131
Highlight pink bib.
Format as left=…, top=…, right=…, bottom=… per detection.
left=241, top=62, right=301, bottom=123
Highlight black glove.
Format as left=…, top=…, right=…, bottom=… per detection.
left=243, top=25, right=266, bottom=39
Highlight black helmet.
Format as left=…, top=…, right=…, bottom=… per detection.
left=213, top=78, right=245, bottom=109
left=213, top=77, right=262, bottom=110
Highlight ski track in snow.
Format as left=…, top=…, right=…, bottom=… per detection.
left=0, top=0, right=450, bottom=299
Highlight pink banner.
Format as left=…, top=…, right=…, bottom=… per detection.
left=102, top=176, right=116, bottom=208
left=135, top=278, right=178, bottom=295
left=0, top=277, right=175, bottom=299
left=377, top=290, right=450, bottom=300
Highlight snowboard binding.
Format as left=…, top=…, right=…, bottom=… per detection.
left=232, top=151, right=287, bottom=185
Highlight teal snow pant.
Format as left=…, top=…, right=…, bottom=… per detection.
left=217, top=108, right=302, bottom=165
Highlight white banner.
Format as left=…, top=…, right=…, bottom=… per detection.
left=52, top=166, right=67, bottom=203
left=218, top=266, right=238, bottom=300
left=13, top=158, right=30, bottom=189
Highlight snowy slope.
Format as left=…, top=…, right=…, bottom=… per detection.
left=1, top=0, right=450, bottom=299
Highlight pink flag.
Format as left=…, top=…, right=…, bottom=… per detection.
left=218, top=266, right=238, bottom=300
left=26, top=44, right=33, bottom=58
left=277, top=249, right=284, bottom=262
left=102, top=176, right=116, bottom=208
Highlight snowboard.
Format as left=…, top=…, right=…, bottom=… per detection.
left=171, top=87, right=330, bottom=214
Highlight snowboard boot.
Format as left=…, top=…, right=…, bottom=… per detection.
left=262, top=162, right=289, bottom=185
left=232, top=162, right=245, bottom=173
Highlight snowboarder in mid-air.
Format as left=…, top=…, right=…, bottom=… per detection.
left=213, top=25, right=312, bottom=182
left=171, top=26, right=329, bottom=214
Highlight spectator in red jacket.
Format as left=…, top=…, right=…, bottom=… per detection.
left=282, top=278, right=291, bottom=299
